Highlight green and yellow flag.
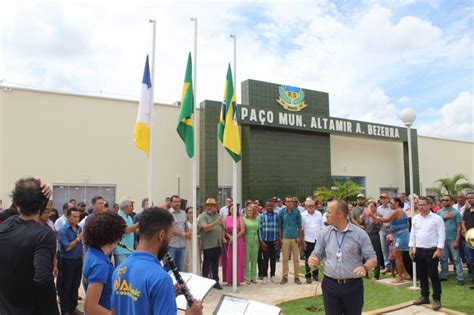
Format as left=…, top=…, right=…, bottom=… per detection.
left=177, top=52, right=194, bottom=158
left=218, top=64, right=241, bottom=162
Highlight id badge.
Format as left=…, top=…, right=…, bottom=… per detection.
left=336, top=249, right=343, bottom=264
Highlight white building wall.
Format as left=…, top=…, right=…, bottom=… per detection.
left=330, top=135, right=406, bottom=199
left=2, top=87, right=472, bottom=208
left=418, top=136, right=473, bottom=194
left=0, top=87, right=192, bottom=208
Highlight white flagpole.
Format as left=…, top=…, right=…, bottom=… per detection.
left=148, top=19, right=156, bottom=206
left=190, top=17, right=199, bottom=275
left=230, top=34, right=238, bottom=293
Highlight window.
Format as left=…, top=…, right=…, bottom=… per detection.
left=379, top=187, right=398, bottom=198
left=52, top=184, right=116, bottom=215
left=331, top=176, right=366, bottom=190
left=218, top=186, right=232, bottom=208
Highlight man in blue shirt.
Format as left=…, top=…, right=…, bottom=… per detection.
left=438, top=195, right=464, bottom=285
left=278, top=196, right=303, bottom=284
left=57, top=207, right=83, bottom=315
left=113, top=198, right=139, bottom=266
left=259, top=199, right=280, bottom=284
left=112, top=207, right=203, bottom=315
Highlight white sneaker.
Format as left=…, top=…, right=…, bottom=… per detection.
left=270, top=276, right=276, bottom=283
left=262, top=277, right=267, bottom=284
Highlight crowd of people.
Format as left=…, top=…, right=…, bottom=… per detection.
left=0, top=176, right=473, bottom=315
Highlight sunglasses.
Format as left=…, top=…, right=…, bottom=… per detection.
left=441, top=199, right=450, bottom=202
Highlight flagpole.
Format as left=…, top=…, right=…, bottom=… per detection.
left=148, top=19, right=156, bottom=206
left=190, top=17, right=199, bottom=275
left=230, top=33, right=238, bottom=293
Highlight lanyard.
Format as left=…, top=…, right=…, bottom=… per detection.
left=333, top=229, right=346, bottom=250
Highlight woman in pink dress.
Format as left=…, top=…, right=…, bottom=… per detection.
left=221, top=207, right=246, bottom=285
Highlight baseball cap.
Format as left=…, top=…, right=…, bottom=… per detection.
left=357, top=193, right=365, bottom=198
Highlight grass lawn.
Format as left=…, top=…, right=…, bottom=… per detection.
left=279, top=270, right=473, bottom=314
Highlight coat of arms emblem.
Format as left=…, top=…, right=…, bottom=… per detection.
left=276, top=85, right=306, bottom=111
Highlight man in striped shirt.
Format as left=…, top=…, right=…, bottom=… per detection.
left=258, top=199, right=280, bottom=284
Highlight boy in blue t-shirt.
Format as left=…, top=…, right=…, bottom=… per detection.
left=82, top=212, right=126, bottom=312
left=112, top=207, right=203, bottom=315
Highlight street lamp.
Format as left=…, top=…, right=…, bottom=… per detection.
left=400, top=108, right=416, bottom=289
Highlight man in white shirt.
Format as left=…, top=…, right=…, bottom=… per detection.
left=54, top=202, right=72, bottom=231
left=409, top=197, right=445, bottom=311
left=168, top=195, right=190, bottom=271
left=301, top=198, right=323, bottom=283
left=219, top=197, right=233, bottom=217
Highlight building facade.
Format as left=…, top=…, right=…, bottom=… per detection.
left=0, top=82, right=472, bottom=213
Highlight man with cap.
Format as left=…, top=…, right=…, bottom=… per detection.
left=350, top=194, right=366, bottom=229
left=377, top=193, right=392, bottom=274
left=198, top=198, right=224, bottom=290
left=113, top=197, right=139, bottom=266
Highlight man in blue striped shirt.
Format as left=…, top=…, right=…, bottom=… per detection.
left=258, top=200, right=280, bottom=284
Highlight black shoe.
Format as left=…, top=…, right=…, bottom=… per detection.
left=440, top=278, right=447, bottom=281
left=458, top=280, right=464, bottom=286
left=413, top=296, right=430, bottom=305
left=432, top=300, right=441, bottom=311
left=306, top=277, right=312, bottom=284
left=213, top=283, right=223, bottom=290
left=313, top=276, right=319, bottom=282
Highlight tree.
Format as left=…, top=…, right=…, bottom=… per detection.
left=432, top=173, right=473, bottom=197
left=314, top=181, right=363, bottom=204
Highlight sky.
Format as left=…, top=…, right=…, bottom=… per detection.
left=1, top=0, right=473, bottom=141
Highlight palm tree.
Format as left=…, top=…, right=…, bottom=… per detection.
left=432, top=173, right=473, bottom=197
left=314, top=181, right=363, bottom=204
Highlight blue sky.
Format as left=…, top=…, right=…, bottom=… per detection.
left=1, top=0, right=472, bottom=141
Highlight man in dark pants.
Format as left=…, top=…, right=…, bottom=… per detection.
left=57, top=208, right=83, bottom=315
left=463, top=191, right=474, bottom=289
left=198, top=198, right=224, bottom=290
left=409, top=197, right=445, bottom=311
left=309, top=199, right=377, bottom=315
left=258, top=200, right=280, bottom=283
left=301, top=199, right=323, bottom=283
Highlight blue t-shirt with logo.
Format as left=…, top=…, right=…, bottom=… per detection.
left=112, top=251, right=176, bottom=315
left=82, top=247, right=114, bottom=310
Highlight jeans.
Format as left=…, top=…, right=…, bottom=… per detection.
left=440, top=239, right=464, bottom=281
left=368, top=233, right=383, bottom=279
left=379, top=231, right=391, bottom=268
left=465, top=241, right=474, bottom=280
left=168, top=247, right=186, bottom=272
left=261, top=240, right=278, bottom=277
left=113, top=254, right=130, bottom=267
left=57, top=258, right=82, bottom=313
left=202, top=247, right=221, bottom=283
left=322, top=277, right=363, bottom=315
left=415, top=247, right=441, bottom=301
left=304, top=241, right=319, bottom=279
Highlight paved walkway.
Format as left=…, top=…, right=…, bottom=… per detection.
left=182, top=259, right=320, bottom=315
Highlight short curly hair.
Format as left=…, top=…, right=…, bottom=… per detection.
left=83, top=212, right=126, bottom=249
left=11, top=177, right=47, bottom=216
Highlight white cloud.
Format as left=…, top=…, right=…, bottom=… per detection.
left=418, top=91, right=474, bottom=141
left=1, top=1, right=472, bottom=141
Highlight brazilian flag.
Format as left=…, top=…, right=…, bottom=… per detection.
left=218, top=64, right=241, bottom=162
left=177, top=52, right=194, bottom=158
